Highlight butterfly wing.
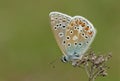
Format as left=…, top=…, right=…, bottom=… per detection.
left=65, top=16, right=96, bottom=57
left=49, top=12, right=72, bottom=55
left=75, top=16, right=96, bottom=55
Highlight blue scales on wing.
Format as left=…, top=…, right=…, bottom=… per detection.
left=65, top=16, right=96, bottom=58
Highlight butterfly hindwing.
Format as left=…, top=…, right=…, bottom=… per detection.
left=65, top=16, right=96, bottom=56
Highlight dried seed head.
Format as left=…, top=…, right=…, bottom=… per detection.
left=100, top=70, right=108, bottom=77
left=94, top=55, right=105, bottom=65
left=72, top=49, right=112, bottom=80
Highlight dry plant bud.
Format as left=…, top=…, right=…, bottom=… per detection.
left=73, top=49, right=112, bottom=81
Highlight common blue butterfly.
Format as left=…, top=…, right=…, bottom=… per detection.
left=49, top=12, right=96, bottom=66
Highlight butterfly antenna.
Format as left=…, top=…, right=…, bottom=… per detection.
left=49, top=56, right=61, bottom=68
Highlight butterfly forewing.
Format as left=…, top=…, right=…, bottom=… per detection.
left=49, top=12, right=72, bottom=55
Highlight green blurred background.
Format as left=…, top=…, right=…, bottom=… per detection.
left=0, top=0, right=119, bottom=81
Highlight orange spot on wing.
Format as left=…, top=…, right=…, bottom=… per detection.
left=88, top=31, right=93, bottom=36
left=75, top=19, right=79, bottom=26
left=85, top=26, right=89, bottom=31
left=81, top=23, right=85, bottom=27
left=79, top=20, right=82, bottom=25
left=70, top=22, right=74, bottom=26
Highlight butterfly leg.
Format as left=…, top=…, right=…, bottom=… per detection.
left=71, top=55, right=83, bottom=66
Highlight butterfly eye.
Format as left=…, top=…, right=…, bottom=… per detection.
left=61, top=56, right=68, bottom=63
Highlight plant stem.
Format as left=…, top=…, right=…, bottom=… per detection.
left=88, top=77, right=95, bottom=81
left=88, top=63, right=95, bottom=81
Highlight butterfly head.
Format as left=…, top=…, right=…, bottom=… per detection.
left=61, top=55, right=69, bottom=63
left=61, top=52, right=82, bottom=63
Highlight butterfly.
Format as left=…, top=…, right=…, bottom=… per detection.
left=49, top=12, right=96, bottom=66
